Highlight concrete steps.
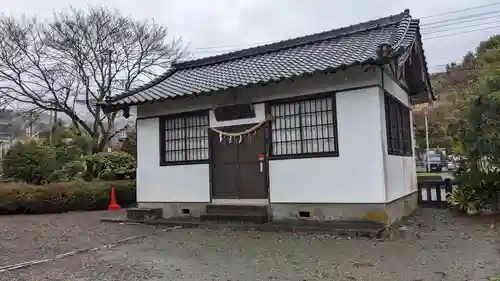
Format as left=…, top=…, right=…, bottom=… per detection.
left=117, top=205, right=388, bottom=238
left=201, top=204, right=269, bottom=224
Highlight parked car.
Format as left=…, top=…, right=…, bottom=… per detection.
left=424, top=151, right=443, bottom=172
left=446, top=161, right=457, bottom=171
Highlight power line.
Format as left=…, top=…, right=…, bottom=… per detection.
left=427, top=64, right=487, bottom=71
left=426, top=64, right=498, bottom=75
left=418, top=2, right=500, bottom=19
left=192, top=7, right=500, bottom=52
left=186, top=4, right=500, bottom=58
left=427, top=44, right=492, bottom=68
left=193, top=29, right=495, bottom=71
left=190, top=24, right=500, bottom=56
left=421, top=10, right=500, bottom=27
left=191, top=17, right=500, bottom=55
left=425, top=25, right=500, bottom=40
left=423, top=20, right=500, bottom=35
left=427, top=63, right=471, bottom=69
left=428, top=55, right=472, bottom=66
left=420, top=14, right=500, bottom=30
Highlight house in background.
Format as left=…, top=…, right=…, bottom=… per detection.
left=0, top=111, right=21, bottom=150
left=104, top=9, right=434, bottom=227
left=0, top=110, right=52, bottom=160
left=0, top=123, right=14, bottom=160
left=104, top=118, right=136, bottom=152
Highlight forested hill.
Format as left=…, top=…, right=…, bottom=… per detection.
left=412, top=35, right=500, bottom=153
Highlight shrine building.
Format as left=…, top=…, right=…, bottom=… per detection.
left=103, top=9, right=434, bottom=227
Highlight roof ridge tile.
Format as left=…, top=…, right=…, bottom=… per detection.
left=104, top=9, right=434, bottom=107
left=174, top=10, right=410, bottom=70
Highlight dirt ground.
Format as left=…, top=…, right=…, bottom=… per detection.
left=0, top=210, right=157, bottom=267
left=0, top=209, right=499, bottom=281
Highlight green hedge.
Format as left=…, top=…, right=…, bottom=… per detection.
left=0, top=180, right=135, bottom=214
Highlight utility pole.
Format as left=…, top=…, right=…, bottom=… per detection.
left=107, top=49, right=112, bottom=90
left=104, top=49, right=113, bottom=152
left=424, top=105, right=430, bottom=172
left=28, top=111, right=33, bottom=137
left=49, top=110, right=52, bottom=143
left=46, top=98, right=58, bottom=144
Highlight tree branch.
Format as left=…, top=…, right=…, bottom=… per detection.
left=0, top=6, right=184, bottom=152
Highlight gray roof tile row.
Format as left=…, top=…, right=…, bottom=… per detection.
left=106, top=9, right=430, bottom=107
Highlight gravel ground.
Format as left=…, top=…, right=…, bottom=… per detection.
left=1, top=208, right=499, bottom=281
left=0, top=211, right=157, bottom=267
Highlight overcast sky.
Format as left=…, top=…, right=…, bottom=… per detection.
left=2, top=0, right=500, bottom=74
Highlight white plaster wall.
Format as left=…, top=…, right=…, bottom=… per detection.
left=384, top=155, right=417, bottom=201
left=379, top=71, right=418, bottom=202
left=135, top=67, right=391, bottom=204
left=269, top=87, right=386, bottom=203
left=136, top=118, right=210, bottom=202
left=382, top=72, right=411, bottom=106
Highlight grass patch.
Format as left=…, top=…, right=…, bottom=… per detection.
left=417, top=172, right=441, bottom=176
left=488, top=274, right=500, bottom=281
left=416, top=166, right=427, bottom=172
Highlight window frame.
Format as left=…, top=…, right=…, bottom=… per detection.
left=158, top=110, right=210, bottom=166
left=384, top=93, right=413, bottom=156
left=267, top=92, right=339, bottom=160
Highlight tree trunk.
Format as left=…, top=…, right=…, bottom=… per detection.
left=96, top=137, right=109, bottom=153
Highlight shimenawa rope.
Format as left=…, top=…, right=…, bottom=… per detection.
left=208, top=114, right=274, bottom=137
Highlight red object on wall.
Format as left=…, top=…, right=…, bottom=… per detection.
left=108, top=187, right=121, bottom=210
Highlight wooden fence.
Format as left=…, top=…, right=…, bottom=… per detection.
left=418, top=177, right=453, bottom=208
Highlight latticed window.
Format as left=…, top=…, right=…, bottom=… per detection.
left=270, top=96, right=338, bottom=157
left=161, top=113, right=209, bottom=163
left=385, top=94, right=412, bottom=156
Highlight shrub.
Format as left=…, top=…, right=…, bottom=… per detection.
left=55, top=144, right=85, bottom=166
left=451, top=166, right=500, bottom=213
left=2, top=137, right=59, bottom=184
left=51, top=124, right=94, bottom=166
left=89, top=151, right=136, bottom=180
left=50, top=123, right=94, bottom=153
left=48, top=157, right=89, bottom=182
left=68, top=132, right=94, bottom=155
left=447, top=186, right=476, bottom=212
left=48, top=151, right=137, bottom=182
left=0, top=180, right=136, bottom=214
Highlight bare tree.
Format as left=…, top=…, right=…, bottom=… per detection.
left=0, top=6, right=184, bottom=151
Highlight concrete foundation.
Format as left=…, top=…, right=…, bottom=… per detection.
left=138, top=202, right=208, bottom=218
left=127, top=208, right=163, bottom=220
left=270, top=192, right=418, bottom=226
left=385, top=192, right=418, bottom=225
left=138, top=192, right=417, bottom=226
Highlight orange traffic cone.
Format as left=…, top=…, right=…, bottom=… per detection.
left=108, top=187, right=121, bottom=210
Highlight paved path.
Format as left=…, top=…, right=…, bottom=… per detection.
left=1, top=209, right=498, bottom=281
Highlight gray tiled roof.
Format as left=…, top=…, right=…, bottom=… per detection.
left=106, top=9, right=430, bottom=107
